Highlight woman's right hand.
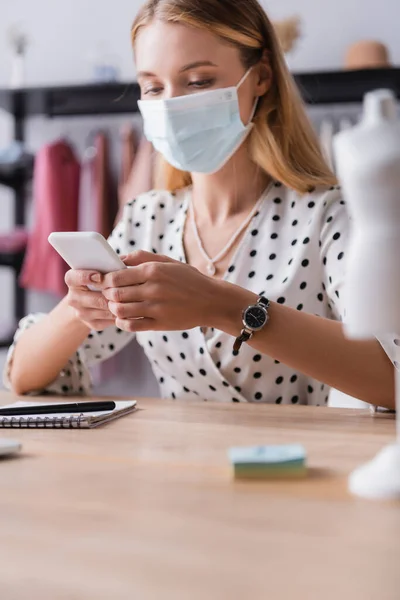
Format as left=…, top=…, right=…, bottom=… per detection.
left=65, top=270, right=115, bottom=331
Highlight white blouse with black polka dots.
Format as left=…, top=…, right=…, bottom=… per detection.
left=4, top=182, right=399, bottom=405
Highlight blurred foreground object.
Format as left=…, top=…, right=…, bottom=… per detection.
left=7, top=23, right=30, bottom=88
left=273, top=17, right=301, bottom=54
left=334, top=89, right=400, bottom=500
left=334, top=89, right=400, bottom=338
left=229, top=445, right=307, bottom=480
left=89, top=41, right=120, bottom=83
left=345, top=40, right=391, bottom=69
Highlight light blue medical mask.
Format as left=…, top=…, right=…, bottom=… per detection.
left=138, top=68, right=257, bottom=174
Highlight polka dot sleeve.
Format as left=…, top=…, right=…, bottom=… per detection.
left=2, top=313, right=92, bottom=396
left=320, top=189, right=400, bottom=382
left=3, top=206, right=136, bottom=396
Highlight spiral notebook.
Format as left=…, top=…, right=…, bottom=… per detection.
left=0, top=400, right=137, bottom=429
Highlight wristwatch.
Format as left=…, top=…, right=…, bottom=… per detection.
left=233, top=296, right=270, bottom=355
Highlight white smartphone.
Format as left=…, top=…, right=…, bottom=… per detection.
left=48, top=231, right=127, bottom=273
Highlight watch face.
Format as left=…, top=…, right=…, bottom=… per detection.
left=244, top=306, right=267, bottom=330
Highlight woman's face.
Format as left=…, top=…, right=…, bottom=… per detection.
left=135, top=20, right=269, bottom=125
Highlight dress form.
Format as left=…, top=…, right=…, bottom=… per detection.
left=334, top=89, right=400, bottom=500
left=334, top=89, right=400, bottom=338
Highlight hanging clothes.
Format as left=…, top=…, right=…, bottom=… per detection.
left=20, top=139, right=80, bottom=296
left=319, top=119, right=335, bottom=172
left=95, top=132, right=118, bottom=239
left=78, top=146, right=96, bottom=232
left=118, top=124, right=137, bottom=215
left=0, top=228, right=29, bottom=254
left=115, top=136, right=155, bottom=225
left=78, top=131, right=117, bottom=238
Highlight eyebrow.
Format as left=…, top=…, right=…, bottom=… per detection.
left=137, top=61, right=218, bottom=79
left=180, top=61, right=218, bottom=72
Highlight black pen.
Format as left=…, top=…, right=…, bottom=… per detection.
left=0, top=401, right=116, bottom=417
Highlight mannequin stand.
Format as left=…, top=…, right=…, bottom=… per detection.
left=349, top=368, right=400, bottom=500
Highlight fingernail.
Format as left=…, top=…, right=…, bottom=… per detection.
left=108, top=302, right=117, bottom=315
left=90, top=273, right=102, bottom=283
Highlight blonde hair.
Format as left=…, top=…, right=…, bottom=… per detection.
left=131, top=0, right=337, bottom=194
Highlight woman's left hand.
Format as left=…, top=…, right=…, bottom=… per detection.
left=101, top=251, right=223, bottom=333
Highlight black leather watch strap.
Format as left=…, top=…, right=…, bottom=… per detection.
left=233, top=296, right=270, bottom=355
left=258, top=296, right=270, bottom=310
left=233, top=331, right=252, bottom=356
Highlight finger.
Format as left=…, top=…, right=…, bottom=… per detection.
left=115, top=317, right=156, bottom=333
left=81, top=318, right=116, bottom=332
left=65, top=269, right=103, bottom=289
left=123, top=250, right=178, bottom=268
left=75, top=308, right=115, bottom=321
left=108, top=301, right=151, bottom=320
left=103, top=265, right=146, bottom=289
left=102, top=284, right=147, bottom=303
left=69, top=290, right=109, bottom=311
left=103, top=259, right=176, bottom=289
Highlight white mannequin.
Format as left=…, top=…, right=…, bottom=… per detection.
left=334, top=89, right=400, bottom=338
left=334, top=89, right=400, bottom=500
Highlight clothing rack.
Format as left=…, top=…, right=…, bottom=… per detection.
left=0, top=68, right=399, bottom=347
left=0, top=83, right=140, bottom=347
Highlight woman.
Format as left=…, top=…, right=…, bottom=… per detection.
left=6, top=0, right=396, bottom=408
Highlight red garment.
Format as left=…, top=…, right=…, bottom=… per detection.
left=20, top=140, right=80, bottom=296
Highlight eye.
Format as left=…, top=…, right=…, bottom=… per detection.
left=188, top=79, right=215, bottom=89
left=142, top=86, right=163, bottom=96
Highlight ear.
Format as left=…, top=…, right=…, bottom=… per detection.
left=254, top=50, right=272, bottom=97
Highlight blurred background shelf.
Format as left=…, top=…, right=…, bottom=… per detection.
left=0, top=247, right=26, bottom=270
left=0, top=161, right=34, bottom=189
left=0, top=69, right=399, bottom=120
left=294, top=67, right=400, bottom=104
left=0, top=82, right=141, bottom=118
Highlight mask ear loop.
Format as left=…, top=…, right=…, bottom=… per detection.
left=248, top=97, right=260, bottom=124
left=237, top=67, right=253, bottom=89
left=237, top=67, right=261, bottom=126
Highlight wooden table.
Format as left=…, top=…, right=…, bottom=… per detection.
left=0, top=394, right=398, bottom=600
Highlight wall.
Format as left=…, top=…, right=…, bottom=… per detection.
left=270, top=0, right=399, bottom=72
left=0, top=0, right=398, bottom=87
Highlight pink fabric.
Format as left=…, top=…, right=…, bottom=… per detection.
left=78, top=151, right=94, bottom=232
left=119, top=125, right=137, bottom=211
left=0, top=228, right=29, bottom=253
left=78, top=132, right=117, bottom=238
left=93, top=133, right=118, bottom=240
left=20, top=140, right=80, bottom=297
left=115, top=137, right=154, bottom=224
